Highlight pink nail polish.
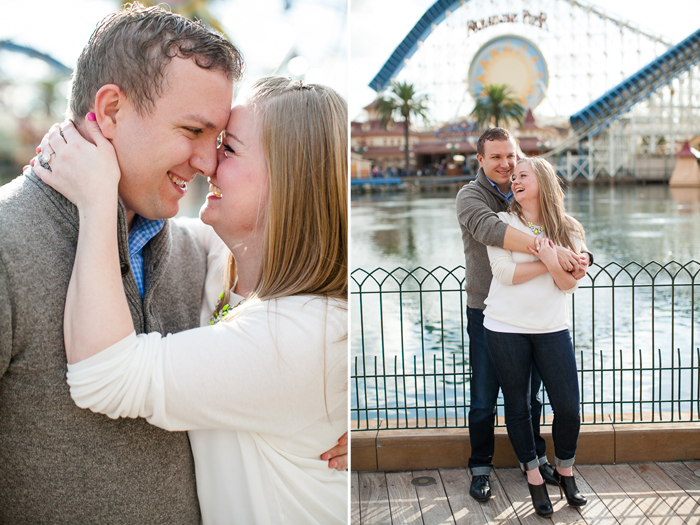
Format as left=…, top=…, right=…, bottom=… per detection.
left=87, top=112, right=96, bottom=121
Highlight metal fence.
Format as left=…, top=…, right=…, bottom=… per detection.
left=351, top=261, right=700, bottom=430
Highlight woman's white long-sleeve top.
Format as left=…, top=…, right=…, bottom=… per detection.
left=483, top=211, right=582, bottom=332
left=66, top=220, right=348, bottom=525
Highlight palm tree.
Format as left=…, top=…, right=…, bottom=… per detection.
left=470, top=84, right=525, bottom=129
left=374, top=81, right=429, bottom=173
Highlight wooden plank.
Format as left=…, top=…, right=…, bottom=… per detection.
left=680, top=460, right=700, bottom=479
left=658, top=462, right=700, bottom=504
left=352, top=471, right=361, bottom=525
left=495, top=467, right=554, bottom=525
left=577, top=464, right=652, bottom=525
left=386, top=471, right=422, bottom=524
left=603, top=464, right=685, bottom=525
left=570, top=469, right=619, bottom=525
left=413, top=469, right=456, bottom=525
left=631, top=462, right=700, bottom=525
left=359, top=472, right=392, bottom=525
left=480, top=470, right=520, bottom=525
left=439, top=468, right=489, bottom=525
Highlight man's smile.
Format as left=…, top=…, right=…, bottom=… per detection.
left=167, top=171, right=188, bottom=190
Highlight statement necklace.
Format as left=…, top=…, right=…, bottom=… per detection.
left=527, top=221, right=545, bottom=235
left=209, top=291, right=245, bottom=325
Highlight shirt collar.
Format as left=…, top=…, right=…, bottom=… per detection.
left=483, top=172, right=513, bottom=204
left=128, top=215, right=165, bottom=257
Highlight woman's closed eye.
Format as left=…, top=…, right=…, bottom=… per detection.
left=223, top=144, right=235, bottom=157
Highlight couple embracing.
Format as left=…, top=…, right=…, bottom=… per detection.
left=0, top=4, right=347, bottom=524
left=457, top=128, right=592, bottom=517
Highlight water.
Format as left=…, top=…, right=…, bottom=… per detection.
left=351, top=184, right=700, bottom=424
left=351, top=184, right=700, bottom=271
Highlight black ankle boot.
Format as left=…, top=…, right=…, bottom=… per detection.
left=527, top=482, right=553, bottom=517
left=552, top=469, right=587, bottom=507
left=522, top=463, right=557, bottom=486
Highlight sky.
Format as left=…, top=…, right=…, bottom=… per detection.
left=0, top=0, right=348, bottom=113
left=349, top=0, right=700, bottom=121
left=2, top=0, right=698, bottom=121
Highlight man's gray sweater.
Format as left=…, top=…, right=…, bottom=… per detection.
left=0, top=172, right=206, bottom=523
left=456, top=168, right=510, bottom=310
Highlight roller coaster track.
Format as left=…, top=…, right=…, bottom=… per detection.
left=543, top=27, right=700, bottom=158
left=0, top=40, right=71, bottom=76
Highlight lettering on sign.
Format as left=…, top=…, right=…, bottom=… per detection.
left=467, top=11, right=547, bottom=34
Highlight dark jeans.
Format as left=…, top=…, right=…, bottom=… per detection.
left=485, top=328, right=581, bottom=469
left=466, top=308, right=547, bottom=475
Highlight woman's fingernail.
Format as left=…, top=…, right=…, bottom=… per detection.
left=87, top=112, right=96, bottom=121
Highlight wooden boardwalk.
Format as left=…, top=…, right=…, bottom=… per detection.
left=352, top=461, right=700, bottom=524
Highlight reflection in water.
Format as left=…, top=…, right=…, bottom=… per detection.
left=669, top=186, right=700, bottom=205
left=351, top=185, right=700, bottom=423
left=352, top=185, right=700, bottom=269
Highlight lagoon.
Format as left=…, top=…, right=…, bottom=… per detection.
left=351, top=184, right=700, bottom=272
left=350, top=184, right=700, bottom=425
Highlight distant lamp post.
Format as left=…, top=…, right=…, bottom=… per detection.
left=446, top=142, right=460, bottom=165
left=445, top=143, right=461, bottom=174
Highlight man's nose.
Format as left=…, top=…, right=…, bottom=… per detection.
left=191, top=141, right=218, bottom=178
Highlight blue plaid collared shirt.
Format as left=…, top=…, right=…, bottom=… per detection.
left=128, top=215, right=165, bottom=298
left=484, top=175, right=514, bottom=204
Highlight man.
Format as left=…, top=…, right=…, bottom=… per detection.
left=456, top=128, right=590, bottom=502
left=0, top=5, right=344, bottom=522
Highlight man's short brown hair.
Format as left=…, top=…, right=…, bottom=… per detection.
left=476, top=127, right=514, bottom=157
left=69, top=2, right=244, bottom=120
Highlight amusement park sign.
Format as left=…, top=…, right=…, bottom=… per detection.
left=435, top=120, right=480, bottom=141
left=467, top=11, right=547, bottom=34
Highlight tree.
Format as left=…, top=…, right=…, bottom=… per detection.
left=35, top=77, right=66, bottom=118
left=470, top=84, right=525, bottom=129
left=374, top=81, right=429, bottom=173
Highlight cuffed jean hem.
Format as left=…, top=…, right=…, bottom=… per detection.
left=471, top=466, right=491, bottom=476
left=521, top=457, right=541, bottom=472
left=555, top=456, right=576, bottom=468
left=520, top=456, right=549, bottom=472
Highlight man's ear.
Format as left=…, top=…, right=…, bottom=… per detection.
left=476, top=153, right=484, bottom=167
left=93, top=84, right=125, bottom=139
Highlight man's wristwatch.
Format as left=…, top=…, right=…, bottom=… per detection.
left=581, top=250, right=594, bottom=266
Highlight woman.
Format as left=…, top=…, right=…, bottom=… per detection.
left=483, top=156, right=587, bottom=517
left=34, top=77, right=348, bottom=524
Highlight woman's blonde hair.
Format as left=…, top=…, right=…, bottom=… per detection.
left=511, top=156, right=585, bottom=251
left=215, top=77, right=347, bottom=315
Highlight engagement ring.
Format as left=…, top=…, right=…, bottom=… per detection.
left=38, top=152, right=53, bottom=171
